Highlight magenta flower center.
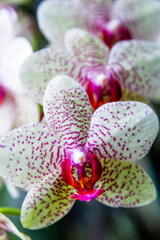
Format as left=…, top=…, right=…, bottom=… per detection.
left=0, top=84, right=6, bottom=105
left=61, top=151, right=105, bottom=202
left=101, top=19, right=132, bottom=48
left=86, top=73, right=122, bottom=110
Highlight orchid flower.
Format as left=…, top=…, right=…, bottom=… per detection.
left=0, top=213, right=30, bottom=240
left=65, top=28, right=160, bottom=106
left=0, top=75, right=158, bottom=229
left=0, top=6, right=40, bottom=198
left=20, top=28, right=160, bottom=110
left=37, top=0, right=160, bottom=48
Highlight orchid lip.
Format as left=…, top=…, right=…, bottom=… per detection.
left=61, top=152, right=105, bottom=202
left=86, top=76, right=122, bottom=110
left=102, top=19, right=132, bottom=48
left=71, top=188, right=105, bottom=202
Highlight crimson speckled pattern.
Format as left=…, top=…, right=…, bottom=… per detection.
left=113, top=0, right=160, bottom=41
left=0, top=123, right=64, bottom=190
left=0, top=76, right=158, bottom=229
left=85, top=101, right=159, bottom=161
left=65, top=28, right=109, bottom=71
left=44, top=76, right=92, bottom=149
left=80, top=0, right=112, bottom=21
left=96, top=159, right=156, bottom=207
left=107, top=40, right=160, bottom=101
left=20, top=47, right=87, bottom=104
left=21, top=171, right=75, bottom=229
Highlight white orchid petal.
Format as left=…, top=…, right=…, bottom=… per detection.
left=13, top=94, right=40, bottom=127
left=0, top=37, right=32, bottom=95
left=44, top=75, right=92, bottom=149
left=37, top=0, right=88, bottom=47
left=20, top=47, right=86, bottom=104
left=65, top=28, right=109, bottom=70
left=113, top=0, right=160, bottom=41
left=0, top=98, right=15, bottom=135
left=0, top=6, right=18, bottom=47
left=85, top=101, right=159, bottom=161
left=80, top=0, right=112, bottom=23
left=4, top=180, right=19, bottom=199
left=0, top=123, right=64, bottom=190
left=96, top=159, right=156, bottom=207
left=107, top=40, right=160, bottom=101
left=21, top=171, right=75, bottom=230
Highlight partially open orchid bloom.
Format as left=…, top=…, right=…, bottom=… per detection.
left=20, top=28, right=160, bottom=110
left=0, top=76, right=158, bottom=229
left=37, top=0, right=160, bottom=48
left=0, top=213, right=30, bottom=240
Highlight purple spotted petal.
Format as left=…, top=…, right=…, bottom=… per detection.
left=113, top=0, right=160, bottom=41
left=0, top=213, right=30, bottom=240
left=0, top=123, right=64, bottom=190
left=80, top=0, right=112, bottom=24
left=21, top=171, right=75, bottom=230
left=65, top=28, right=109, bottom=71
left=37, top=0, right=87, bottom=47
left=107, top=40, right=160, bottom=101
left=44, top=75, right=92, bottom=149
left=96, top=159, right=156, bottom=207
left=85, top=101, right=159, bottom=161
left=20, top=47, right=86, bottom=104
left=119, top=89, right=149, bottom=104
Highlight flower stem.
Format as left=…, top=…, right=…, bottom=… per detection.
left=0, top=207, right=21, bottom=216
